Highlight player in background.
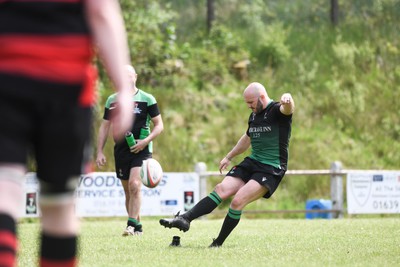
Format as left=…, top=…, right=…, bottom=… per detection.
left=96, top=65, right=164, bottom=236
left=160, top=82, right=294, bottom=247
left=0, top=0, right=133, bottom=266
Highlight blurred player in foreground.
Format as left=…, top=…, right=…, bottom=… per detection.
left=160, top=82, right=294, bottom=247
left=0, top=0, right=133, bottom=266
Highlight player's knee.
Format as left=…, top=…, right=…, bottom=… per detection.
left=39, top=176, right=79, bottom=205
left=214, top=183, right=231, bottom=199
left=230, top=197, right=245, bottom=210
left=0, top=166, right=25, bottom=184
left=0, top=168, right=25, bottom=218
left=128, top=178, right=141, bottom=193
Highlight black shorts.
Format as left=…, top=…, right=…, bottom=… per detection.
left=114, top=147, right=151, bottom=180
left=0, top=73, right=92, bottom=186
left=226, top=157, right=285, bottom=198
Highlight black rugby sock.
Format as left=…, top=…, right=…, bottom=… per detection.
left=128, top=218, right=142, bottom=232
left=183, top=191, right=222, bottom=222
left=214, top=208, right=242, bottom=246
left=128, top=217, right=139, bottom=227
left=40, top=232, right=77, bottom=267
left=0, top=213, right=17, bottom=267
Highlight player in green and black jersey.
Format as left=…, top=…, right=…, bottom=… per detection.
left=160, top=82, right=294, bottom=247
left=96, top=65, right=163, bottom=236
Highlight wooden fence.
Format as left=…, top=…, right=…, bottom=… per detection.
left=194, top=161, right=346, bottom=218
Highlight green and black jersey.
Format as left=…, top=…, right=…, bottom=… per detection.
left=246, top=100, right=292, bottom=171
left=103, top=89, right=160, bottom=153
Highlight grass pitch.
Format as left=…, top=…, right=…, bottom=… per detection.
left=17, top=217, right=399, bottom=267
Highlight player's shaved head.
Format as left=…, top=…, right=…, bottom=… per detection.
left=243, top=82, right=270, bottom=114
left=126, top=65, right=138, bottom=87
left=243, top=82, right=268, bottom=98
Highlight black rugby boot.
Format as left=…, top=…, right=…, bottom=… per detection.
left=159, top=211, right=190, bottom=232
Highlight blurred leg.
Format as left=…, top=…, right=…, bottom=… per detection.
left=39, top=192, right=79, bottom=267
left=0, top=165, right=25, bottom=267
left=40, top=196, right=78, bottom=236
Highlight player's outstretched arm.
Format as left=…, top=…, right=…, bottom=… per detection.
left=279, top=93, right=295, bottom=115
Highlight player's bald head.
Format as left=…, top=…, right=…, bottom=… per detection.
left=243, top=82, right=268, bottom=98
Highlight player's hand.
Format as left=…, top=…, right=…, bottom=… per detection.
left=130, top=140, right=148, bottom=154
left=280, top=93, right=293, bottom=105
left=279, top=93, right=294, bottom=115
left=112, top=90, right=134, bottom=142
left=219, top=157, right=231, bottom=174
left=96, top=153, right=107, bottom=168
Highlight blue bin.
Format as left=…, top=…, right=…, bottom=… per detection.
left=305, top=199, right=332, bottom=219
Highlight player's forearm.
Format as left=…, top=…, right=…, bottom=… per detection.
left=85, top=0, right=131, bottom=92
left=281, top=102, right=294, bottom=114
left=146, top=115, right=164, bottom=142
left=96, top=123, right=110, bottom=153
left=148, top=123, right=164, bottom=141
left=226, top=134, right=250, bottom=160
left=97, top=135, right=107, bottom=154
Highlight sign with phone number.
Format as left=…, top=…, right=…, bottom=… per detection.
left=347, top=171, right=400, bottom=214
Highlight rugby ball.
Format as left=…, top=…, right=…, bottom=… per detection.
left=140, top=158, right=163, bottom=188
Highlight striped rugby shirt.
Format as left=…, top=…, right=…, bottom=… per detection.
left=0, top=0, right=96, bottom=106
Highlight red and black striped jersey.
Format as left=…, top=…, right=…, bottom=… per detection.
left=0, top=0, right=96, bottom=106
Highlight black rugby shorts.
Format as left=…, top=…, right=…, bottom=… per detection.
left=0, top=73, right=92, bottom=185
left=114, top=148, right=151, bottom=180
left=226, top=157, right=285, bottom=198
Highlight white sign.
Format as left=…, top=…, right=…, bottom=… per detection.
left=347, top=171, right=400, bottom=214
left=20, top=172, right=199, bottom=217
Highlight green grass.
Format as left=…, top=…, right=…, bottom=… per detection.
left=17, top=217, right=400, bottom=267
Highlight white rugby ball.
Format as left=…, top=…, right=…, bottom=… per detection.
left=140, top=158, right=163, bottom=188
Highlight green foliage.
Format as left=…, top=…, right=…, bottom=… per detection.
left=185, top=25, right=248, bottom=90
left=121, top=1, right=178, bottom=83
left=252, top=23, right=291, bottom=68
left=93, top=0, right=400, bottom=209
